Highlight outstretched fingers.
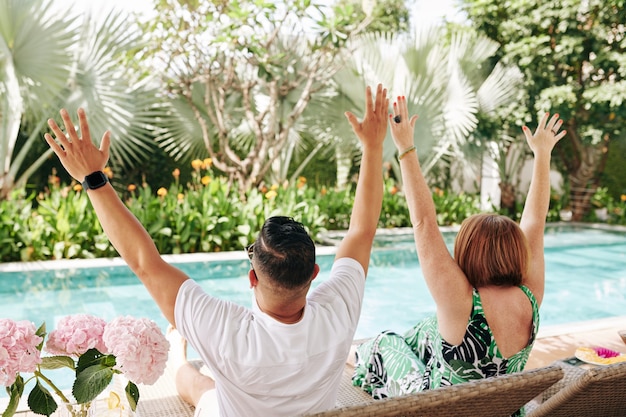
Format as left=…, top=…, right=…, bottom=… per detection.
left=374, top=84, right=387, bottom=115
left=77, top=108, right=92, bottom=144
left=534, top=112, right=549, bottom=136
left=46, top=113, right=72, bottom=152
left=43, top=131, right=64, bottom=155
left=545, top=113, right=561, bottom=134
left=522, top=112, right=567, bottom=155
left=100, top=130, right=111, bottom=154
left=390, top=96, right=418, bottom=126
left=365, top=85, right=374, bottom=115
left=60, top=109, right=79, bottom=142
left=344, top=111, right=358, bottom=130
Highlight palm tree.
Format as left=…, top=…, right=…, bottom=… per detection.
left=141, top=0, right=378, bottom=192
left=0, top=0, right=161, bottom=198
left=313, top=25, right=522, bottom=193
left=0, top=0, right=74, bottom=197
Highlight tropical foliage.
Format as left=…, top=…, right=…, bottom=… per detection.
left=323, top=23, right=524, bottom=194
left=0, top=0, right=163, bottom=199
left=138, top=0, right=382, bottom=192
left=462, top=0, right=626, bottom=220
left=0, top=164, right=485, bottom=263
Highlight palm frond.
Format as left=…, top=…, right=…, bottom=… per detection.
left=158, top=97, right=209, bottom=161
left=3, top=0, right=77, bottom=121
left=476, top=63, right=523, bottom=113
left=53, top=10, right=161, bottom=168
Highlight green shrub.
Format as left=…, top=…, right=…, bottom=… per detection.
left=0, top=166, right=504, bottom=262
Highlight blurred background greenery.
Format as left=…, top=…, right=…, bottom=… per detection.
left=1, top=0, right=625, bottom=261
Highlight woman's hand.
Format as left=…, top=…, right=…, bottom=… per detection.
left=522, top=112, right=566, bottom=156
left=389, top=95, right=419, bottom=152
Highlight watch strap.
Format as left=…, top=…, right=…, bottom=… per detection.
left=82, top=171, right=109, bottom=190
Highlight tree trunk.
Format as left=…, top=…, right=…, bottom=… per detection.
left=568, top=143, right=606, bottom=221
left=498, top=181, right=516, bottom=217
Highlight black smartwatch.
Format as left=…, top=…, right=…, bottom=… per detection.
left=82, top=171, right=109, bottom=190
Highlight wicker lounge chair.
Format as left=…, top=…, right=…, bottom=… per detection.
left=135, top=361, right=374, bottom=417
left=135, top=361, right=565, bottom=417
left=300, top=364, right=564, bottom=417
left=525, top=360, right=626, bottom=417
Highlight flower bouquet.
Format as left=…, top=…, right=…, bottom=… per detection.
left=1, top=314, right=169, bottom=416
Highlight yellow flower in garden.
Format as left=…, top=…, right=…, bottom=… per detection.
left=103, top=167, right=113, bottom=179
left=201, top=176, right=211, bottom=185
left=172, top=168, right=180, bottom=179
left=265, top=190, right=278, bottom=200
left=157, top=187, right=167, bottom=197
left=73, top=184, right=83, bottom=192
left=621, top=194, right=626, bottom=202
left=320, top=187, right=327, bottom=196
left=191, top=159, right=203, bottom=171
left=48, top=174, right=60, bottom=186
left=297, top=176, right=306, bottom=189
left=390, top=186, right=398, bottom=195
left=270, top=183, right=279, bottom=191
left=433, top=187, right=444, bottom=197
left=203, top=158, right=213, bottom=168
left=177, top=193, right=184, bottom=201
left=127, top=184, right=137, bottom=192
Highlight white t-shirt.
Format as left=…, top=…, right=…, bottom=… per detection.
left=174, top=257, right=365, bottom=417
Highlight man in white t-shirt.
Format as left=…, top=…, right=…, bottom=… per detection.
left=44, top=83, right=389, bottom=416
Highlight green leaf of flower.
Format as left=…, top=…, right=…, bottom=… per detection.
left=73, top=365, right=114, bottom=404
left=39, top=356, right=76, bottom=370
left=125, top=381, right=139, bottom=412
left=75, top=349, right=105, bottom=373
left=2, top=375, right=25, bottom=417
left=27, top=381, right=57, bottom=417
left=35, top=322, right=46, bottom=351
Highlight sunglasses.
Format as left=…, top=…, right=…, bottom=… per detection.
left=246, top=243, right=254, bottom=261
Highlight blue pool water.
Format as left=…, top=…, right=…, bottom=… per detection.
left=2, top=224, right=625, bottom=341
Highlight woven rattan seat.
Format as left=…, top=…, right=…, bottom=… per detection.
left=300, top=365, right=564, bottom=417
left=526, top=360, right=626, bottom=417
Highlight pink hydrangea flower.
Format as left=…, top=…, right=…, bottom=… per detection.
left=0, top=319, right=43, bottom=386
left=45, top=314, right=107, bottom=357
left=103, top=316, right=169, bottom=385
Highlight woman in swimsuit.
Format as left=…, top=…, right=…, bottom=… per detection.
left=353, top=96, right=565, bottom=410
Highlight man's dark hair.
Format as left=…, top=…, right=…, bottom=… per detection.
left=253, top=216, right=316, bottom=289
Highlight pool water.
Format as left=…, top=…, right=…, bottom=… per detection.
left=2, top=225, right=625, bottom=341
left=363, top=224, right=626, bottom=336
left=1, top=224, right=625, bottom=397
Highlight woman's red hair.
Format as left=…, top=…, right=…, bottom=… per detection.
left=454, top=213, right=529, bottom=287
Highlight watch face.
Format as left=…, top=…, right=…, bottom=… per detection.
left=83, top=171, right=108, bottom=190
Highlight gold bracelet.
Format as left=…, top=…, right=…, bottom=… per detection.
left=397, top=145, right=416, bottom=161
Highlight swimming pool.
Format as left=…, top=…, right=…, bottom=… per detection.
left=2, top=223, right=625, bottom=342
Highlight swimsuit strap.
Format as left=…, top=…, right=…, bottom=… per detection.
left=518, top=285, right=540, bottom=343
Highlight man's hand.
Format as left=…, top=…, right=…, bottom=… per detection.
left=344, top=84, right=389, bottom=149
left=44, top=108, right=111, bottom=182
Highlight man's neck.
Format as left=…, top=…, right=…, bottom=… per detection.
left=254, top=294, right=306, bottom=324
left=263, top=307, right=305, bottom=324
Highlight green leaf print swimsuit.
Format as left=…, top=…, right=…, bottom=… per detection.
left=353, top=286, right=539, bottom=415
